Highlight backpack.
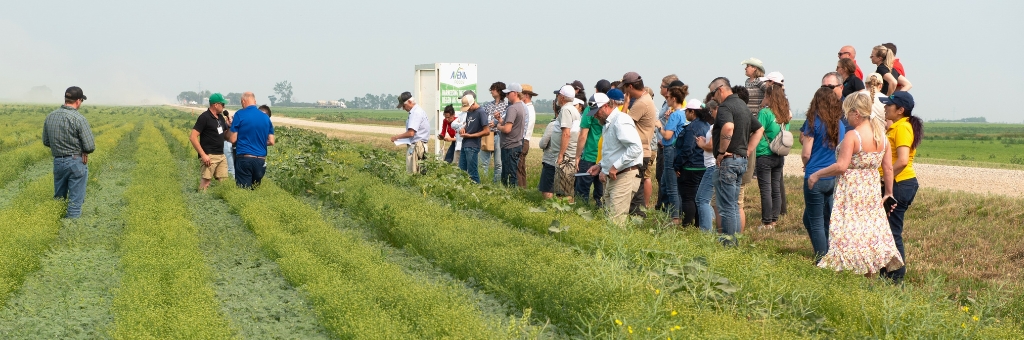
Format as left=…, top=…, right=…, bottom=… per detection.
left=769, top=120, right=793, bottom=156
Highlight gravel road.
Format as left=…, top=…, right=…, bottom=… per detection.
left=267, top=115, right=1024, bottom=198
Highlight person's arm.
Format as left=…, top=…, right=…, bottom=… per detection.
left=676, top=127, right=696, bottom=171
left=390, top=128, right=416, bottom=142
left=746, top=126, right=764, bottom=158
left=662, top=114, right=678, bottom=141
left=717, top=122, right=734, bottom=154
left=575, top=128, right=589, bottom=161
left=883, top=73, right=898, bottom=96
left=801, top=135, right=814, bottom=166
left=189, top=129, right=211, bottom=166
left=893, top=146, right=911, bottom=177
left=611, top=125, right=643, bottom=179
left=227, top=114, right=239, bottom=143
left=557, top=127, right=570, bottom=163
left=77, top=118, right=96, bottom=155
left=897, top=75, right=913, bottom=92
left=881, top=144, right=894, bottom=197
left=267, top=134, right=275, bottom=146
left=539, top=123, right=553, bottom=150
left=809, top=131, right=857, bottom=185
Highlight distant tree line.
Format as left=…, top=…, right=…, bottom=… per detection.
left=929, top=117, right=987, bottom=123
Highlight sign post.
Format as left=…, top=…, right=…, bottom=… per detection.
left=415, top=63, right=477, bottom=155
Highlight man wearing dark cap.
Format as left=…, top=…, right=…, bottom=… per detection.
left=391, top=91, right=430, bottom=174
left=189, top=93, right=232, bottom=191
left=42, top=86, right=95, bottom=218
left=496, top=83, right=527, bottom=187
left=620, top=72, right=657, bottom=217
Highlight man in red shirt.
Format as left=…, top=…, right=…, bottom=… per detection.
left=838, top=46, right=864, bottom=80
left=883, top=42, right=906, bottom=76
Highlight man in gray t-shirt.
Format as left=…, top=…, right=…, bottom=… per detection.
left=497, top=83, right=527, bottom=187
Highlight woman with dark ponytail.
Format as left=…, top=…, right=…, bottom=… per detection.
left=879, top=91, right=921, bottom=284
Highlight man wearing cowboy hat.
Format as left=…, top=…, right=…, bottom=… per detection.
left=517, top=84, right=539, bottom=187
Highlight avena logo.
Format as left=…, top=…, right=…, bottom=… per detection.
left=446, top=67, right=466, bottom=80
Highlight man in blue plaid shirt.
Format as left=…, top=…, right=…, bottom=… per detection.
left=42, top=86, right=95, bottom=218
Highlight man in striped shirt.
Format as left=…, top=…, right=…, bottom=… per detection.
left=42, top=86, right=96, bottom=218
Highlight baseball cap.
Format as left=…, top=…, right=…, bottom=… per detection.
left=502, top=83, right=523, bottom=94
left=209, top=93, right=227, bottom=105
left=621, top=72, right=641, bottom=84
left=740, top=58, right=765, bottom=72
left=685, top=99, right=704, bottom=110
left=521, top=84, right=538, bottom=96
left=556, top=85, right=575, bottom=98
left=460, top=94, right=476, bottom=112
left=64, top=86, right=87, bottom=101
left=606, top=88, right=625, bottom=101
left=879, top=91, right=915, bottom=111
left=569, top=80, right=584, bottom=91
left=590, top=92, right=610, bottom=109
left=595, top=79, right=611, bottom=94
left=572, top=98, right=585, bottom=106
left=667, top=80, right=685, bottom=88
left=396, top=91, right=413, bottom=108
left=765, top=71, right=785, bottom=84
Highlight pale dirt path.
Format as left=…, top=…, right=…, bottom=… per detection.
left=782, top=155, right=1024, bottom=198
left=167, top=107, right=1023, bottom=198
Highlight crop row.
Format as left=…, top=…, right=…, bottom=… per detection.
left=268, top=128, right=791, bottom=338
left=0, top=121, right=122, bottom=188
left=216, top=181, right=501, bottom=339
left=276, top=127, right=1023, bottom=339
left=110, top=123, right=234, bottom=338
left=0, top=122, right=134, bottom=307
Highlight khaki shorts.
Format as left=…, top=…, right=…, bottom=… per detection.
left=201, top=154, right=228, bottom=180
left=406, top=141, right=426, bottom=174
left=642, top=154, right=656, bottom=180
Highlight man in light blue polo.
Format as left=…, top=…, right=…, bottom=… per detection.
left=390, top=91, right=430, bottom=174
left=226, top=92, right=275, bottom=189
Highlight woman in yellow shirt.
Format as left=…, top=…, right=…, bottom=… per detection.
left=879, top=91, right=921, bottom=284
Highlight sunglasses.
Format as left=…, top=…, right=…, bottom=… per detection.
left=838, top=52, right=851, bottom=57
left=821, top=84, right=841, bottom=89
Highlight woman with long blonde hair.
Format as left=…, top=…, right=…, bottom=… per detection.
left=864, top=73, right=886, bottom=120
left=870, top=45, right=913, bottom=96
left=810, top=92, right=902, bottom=276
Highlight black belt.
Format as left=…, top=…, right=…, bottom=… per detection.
left=618, top=164, right=641, bottom=173
left=722, top=153, right=746, bottom=159
left=55, top=154, right=79, bottom=158
left=240, top=154, right=266, bottom=159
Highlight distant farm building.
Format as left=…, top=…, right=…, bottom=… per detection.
left=316, top=100, right=347, bottom=109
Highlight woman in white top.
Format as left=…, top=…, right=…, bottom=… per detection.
left=694, top=97, right=719, bottom=232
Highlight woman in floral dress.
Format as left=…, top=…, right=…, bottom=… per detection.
left=808, top=92, right=902, bottom=276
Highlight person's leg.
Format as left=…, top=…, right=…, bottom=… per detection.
left=252, top=157, right=267, bottom=188
left=770, top=155, right=784, bottom=223
left=235, top=157, right=254, bottom=189
left=802, top=177, right=833, bottom=262
left=501, top=146, right=520, bottom=187
left=517, top=140, right=529, bottom=188
left=575, top=159, right=594, bottom=203
left=539, top=163, right=555, bottom=199
left=661, top=146, right=680, bottom=221
left=884, top=178, right=918, bottom=283
left=463, top=147, right=480, bottom=183
left=655, top=147, right=665, bottom=210
left=445, top=143, right=456, bottom=164
left=629, top=157, right=649, bottom=217
left=593, top=169, right=604, bottom=208
left=606, top=169, right=640, bottom=225
left=492, top=135, right=502, bottom=183
left=65, top=157, right=88, bottom=218
left=755, top=156, right=773, bottom=225
left=224, top=141, right=235, bottom=178
left=453, top=150, right=461, bottom=166
left=53, top=158, right=71, bottom=200
left=406, top=144, right=416, bottom=174
left=717, top=157, right=745, bottom=242
left=696, top=166, right=716, bottom=232
left=680, top=169, right=703, bottom=227
left=779, top=155, right=787, bottom=215
left=643, top=156, right=654, bottom=208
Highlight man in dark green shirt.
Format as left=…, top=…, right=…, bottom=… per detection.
left=42, top=86, right=95, bottom=218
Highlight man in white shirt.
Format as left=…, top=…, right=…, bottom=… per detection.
left=390, top=91, right=430, bottom=174
left=517, top=84, right=538, bottom=188
left=587, top=89, right=642, bottom=224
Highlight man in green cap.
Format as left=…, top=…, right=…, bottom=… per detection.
left=188, top=93, right=232, bottom=190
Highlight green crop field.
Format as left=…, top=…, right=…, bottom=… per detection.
left=1, top=103, right=1022, bottom=338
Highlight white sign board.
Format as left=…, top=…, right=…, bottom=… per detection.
left=415, top=63, right=477, bottom=155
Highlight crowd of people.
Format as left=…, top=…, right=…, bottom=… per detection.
left=387, top=43, right=922, bottom=282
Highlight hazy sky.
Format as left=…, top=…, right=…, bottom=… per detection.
left=2, top=0, right=1022, bottom=122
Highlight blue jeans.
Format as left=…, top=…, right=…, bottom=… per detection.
left=53, top=155, right=88, bottom=218
left=882, top=177, right=918, bottom=283
left=224, top=141, right=235, bottom=177
left=803, top=176, right=836, bottom=262
left=660, top=145, right=681, bottom=219
left=234, top=156, right=266, bottom=189
left=696, top=165, right=716, bottom=232
left=444, top=143, right=456, bottom=163
left=479, top=135, right=502, bottom=183
left=714, top=157, right=747, bottom=244
left=574, top=159, right=604, bottom=206
left=500, top=145, right=522, bottom=187
left=459, top=147, right=480, bottom=183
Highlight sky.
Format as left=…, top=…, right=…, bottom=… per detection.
left=1, top=0, right=1022, bottom=122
